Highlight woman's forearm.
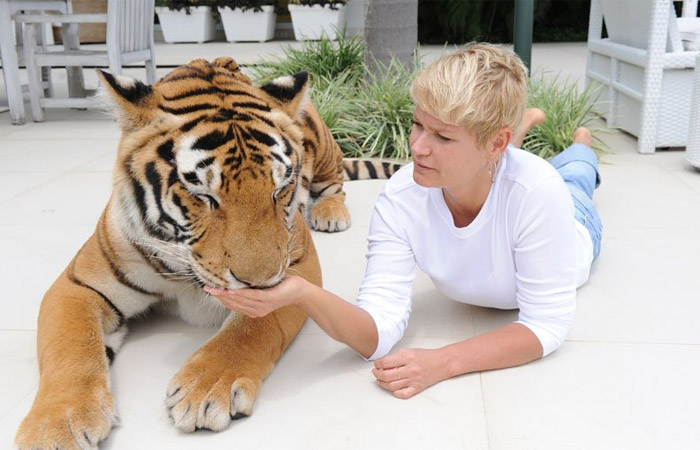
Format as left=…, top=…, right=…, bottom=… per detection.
left=440, top=323, right=544, bottom=379
left=296, top=282, right=379, bottom=359
left=370, top=323, right=544, bottom=399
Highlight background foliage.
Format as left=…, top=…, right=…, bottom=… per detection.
left=249, top=35, right=606, bottom=160
left=418, top=0, right=590, bottom=44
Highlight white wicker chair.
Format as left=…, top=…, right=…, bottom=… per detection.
left=586, top=0, right=700, bottom=153
left=16, top=0, right=156, bottom=122
left=687, top=52, right=700, bottom=169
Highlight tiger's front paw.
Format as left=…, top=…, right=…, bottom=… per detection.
left=309, top=196, right=351, bottom=232
left=165, top=353, right=262, bottom=433
left=15, top=384, right=117, bottom=450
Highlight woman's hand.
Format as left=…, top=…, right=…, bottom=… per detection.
left=205, top=276, right=309, bottom=318
left=372, top=348, right=449, bottom=399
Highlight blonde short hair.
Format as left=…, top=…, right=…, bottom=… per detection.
left=410, top=43, right=528, bottom=149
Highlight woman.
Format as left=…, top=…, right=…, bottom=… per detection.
left=205, top=43, right=602, bottom=399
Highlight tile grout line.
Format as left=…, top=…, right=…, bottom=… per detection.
left=0, top=150, right=115, bottom=208
left=0, top=388, right=37, bottom=425
left=0, top=137, right=118, bottom=141
left=478, top=373, right=492, bottom=450
left=470, top=307, right=492, bottom=449
left=641, top=150, right=700, bottom=198
left=0, top=174, right=66, bottom=208
left=565, top=339, right=700, bottom=346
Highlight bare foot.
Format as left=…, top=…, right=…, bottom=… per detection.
left=512, top=108, right=546, bottom=148
left=573, top=127, right=592, bottom=147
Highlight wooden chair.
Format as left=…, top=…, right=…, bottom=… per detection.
left=586, top=0, right=700, bottom=153
left=17, top=0, right=156, bottom=122
left=0, top=0, right=71, bottom=125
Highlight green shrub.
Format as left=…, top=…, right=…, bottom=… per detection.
left=155, top=0, right=213, bottom=13
left=524, top=75, right=608, bottom=158
left=309, top=72, right=357, bottom=133
left=288, top=0, right=347, bottom=8
left=250, top=32, right=365, bottom=85
left=250, top=37, right=605, bottom=161
left=332, top=58, right=419, bottom=160
left=213, top=0, right=274, bottom=13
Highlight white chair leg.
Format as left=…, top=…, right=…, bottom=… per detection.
left=62, top=23, right=86, bottom=98
left=23, top=24, right=45, bottom=122
left=0, top=1, right=25, bottom=125
left=37, top=25, right=54, bottom=97
left=146, top=51, right=157, bottom=84
left=42, top=67, right=54, bottom=98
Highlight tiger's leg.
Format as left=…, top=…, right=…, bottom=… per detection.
left=165, top=219, right=320, bottom=432
left=165, top=306, right=307, bottom=432
left=302, top=103, right=351, bottom=232
left=14, top=268, right=124, bottom=449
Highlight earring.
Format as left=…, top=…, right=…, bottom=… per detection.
left=488, top=158, right=500, bottom=183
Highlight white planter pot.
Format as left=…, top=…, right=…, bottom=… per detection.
left=288, top=4, right=347, bottom=41
left=218, top=6, right=276, bottom=43
left=155, top=6, right=217, bottom=43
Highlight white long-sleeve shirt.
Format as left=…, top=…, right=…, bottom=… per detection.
left=356, top=146, right=593, bottom=360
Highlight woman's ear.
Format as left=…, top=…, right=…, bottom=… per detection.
left=489, top=127, right=512, bottom=157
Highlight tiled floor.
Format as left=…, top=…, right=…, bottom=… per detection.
left=1, top=42, right=700, bottom=449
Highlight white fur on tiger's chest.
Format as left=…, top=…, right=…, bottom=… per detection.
left=152, top=285, right=232, bottom=329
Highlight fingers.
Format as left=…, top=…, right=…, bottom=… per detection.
left=393, top=386, right=419, bottom=400
left=204, top=287, right=269, bottom=318
left=204, top=286, right=260, bottom=300
left=372, top=349, right=431, bottom=399
left=373, top=353, right=404, bottom=370
left=376, top=376, right=410, bottom=393
left=373, top=366, right=422, bottom=399
left=372, top=365, right=404, bottom=383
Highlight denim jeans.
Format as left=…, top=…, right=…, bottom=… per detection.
left=549, top=143, right=602, bottom=261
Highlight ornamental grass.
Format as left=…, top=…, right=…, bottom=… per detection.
left=250, top=38, right=606, bottom=160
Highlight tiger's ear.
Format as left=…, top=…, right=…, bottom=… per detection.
left=96, top=70, right=158, bottom=130
left=260, top=72, right=309, bottom=119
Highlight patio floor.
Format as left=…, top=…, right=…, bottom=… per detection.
left=1, top=42, right=700, bottom=449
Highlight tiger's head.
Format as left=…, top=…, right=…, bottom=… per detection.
left=98, top=58, right=311, bottom=290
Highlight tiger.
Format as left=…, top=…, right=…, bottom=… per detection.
left=14, top=57, right=402, bottom=450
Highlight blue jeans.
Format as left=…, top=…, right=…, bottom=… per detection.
left=549, top=143, right=602, bottom=261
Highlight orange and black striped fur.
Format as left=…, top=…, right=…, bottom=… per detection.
left=15, top=57, right=399, bottom=449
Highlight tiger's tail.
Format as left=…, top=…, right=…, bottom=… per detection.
left=342, top=159, right=405, bottom=181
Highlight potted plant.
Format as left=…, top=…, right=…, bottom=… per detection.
left=155, top=0, right=218, bottom=43
left=215, top=0, right=276, bottom=42
left=287, top=0, right=347, bottom=41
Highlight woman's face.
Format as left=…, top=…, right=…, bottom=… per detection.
left=409, top=107, right=492, bottom=190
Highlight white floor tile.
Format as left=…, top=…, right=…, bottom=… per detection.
left=2, top=317, right=488, bottom=450
left=78, top=150, right=118, bottom=172
left=569, top=228, right=700, bottom=345
left=481, top=342, right=700, bottom=450
left=1, top=115, right=120, bottom=140
left=596, top=153, right=700, bottom=232
left=647, top=149, right=700, bottom=195
left=0, top=172, right=59, bottom=203
left=0, top=331, right=39, bottom=445
left=0, top=139, right=114, bottom=175
left=0, top=224, right=96, bottom=330
left=0, top=172, right=111, bottom=226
